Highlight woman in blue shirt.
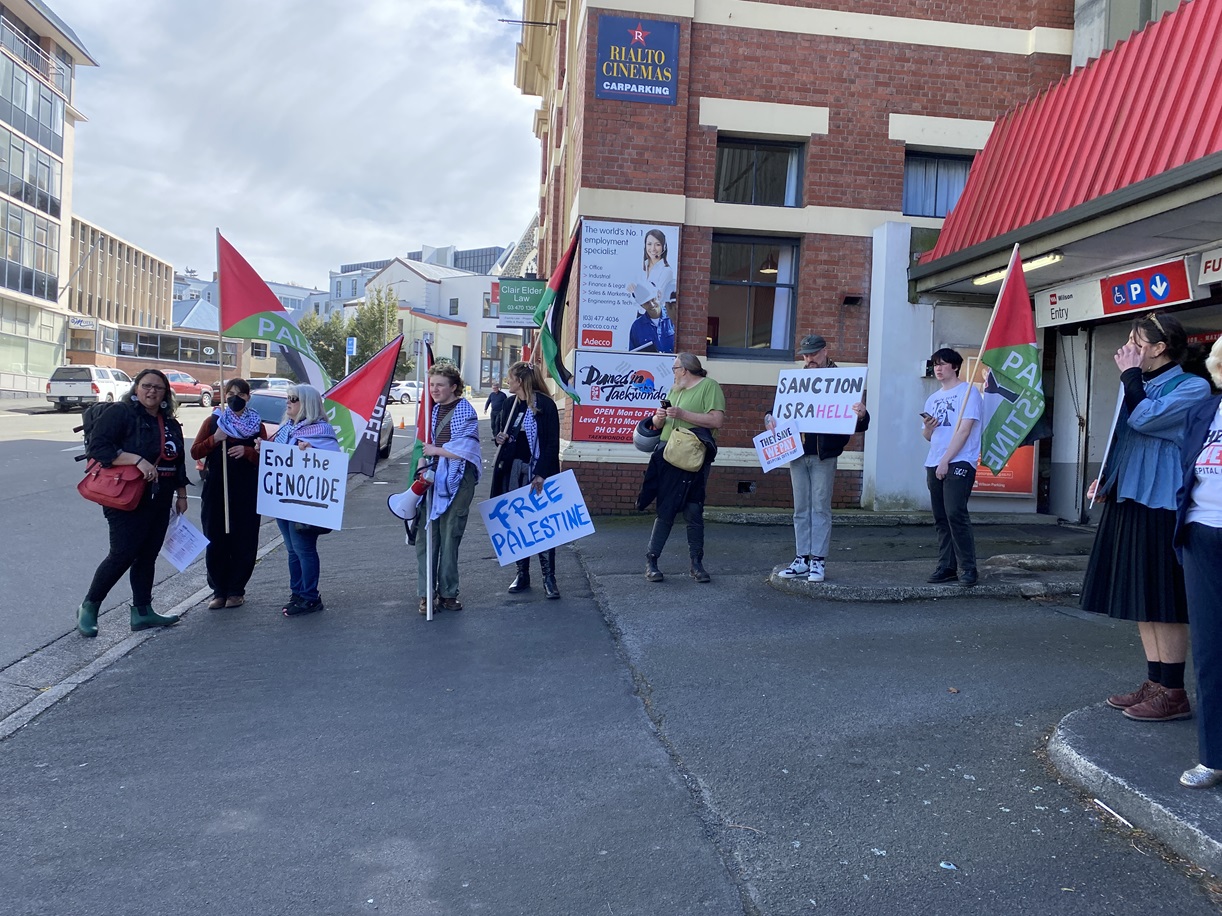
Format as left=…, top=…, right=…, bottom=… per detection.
left=1082, top=312, right=1210, bottom=722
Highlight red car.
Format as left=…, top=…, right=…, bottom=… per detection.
left=164, top=370, right=213, bottom=406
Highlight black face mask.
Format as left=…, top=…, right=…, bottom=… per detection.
left=228, top=395, right=246, bottom=412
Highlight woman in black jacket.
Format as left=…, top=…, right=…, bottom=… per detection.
left=77, top=368, right=189, bottom=636
left=490, top=361, right=562, bottom=599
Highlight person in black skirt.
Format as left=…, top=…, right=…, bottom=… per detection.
left=490, top=361, right=562, bottom=599
left=1174, top=336, right=1222, bottom=788
left=1082, top=312, right=1210, bottom=721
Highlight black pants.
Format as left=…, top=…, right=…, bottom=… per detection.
left=204, top=522, right=261, bottom=599
left=1184, top=523, right=1222, bottom=768
left=926, top=462, right=977, bottom=574
left=648, top=500, right=705, bottom=559
left=86, top=489, right=175, bottom=606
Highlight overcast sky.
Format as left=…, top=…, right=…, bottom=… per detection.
left=52, top=0, right=541, bottom=290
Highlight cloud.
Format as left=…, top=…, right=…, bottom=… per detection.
left=55, top=0, right=540, bottom=286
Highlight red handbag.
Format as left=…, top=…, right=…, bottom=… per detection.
left=78, top=460, right=146, bottom=510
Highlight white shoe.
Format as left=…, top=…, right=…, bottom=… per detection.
left=777, top=556, right=809, bottom=579
left=807, top=558, right=825, bottom=582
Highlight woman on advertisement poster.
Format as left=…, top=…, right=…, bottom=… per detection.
left=627, top=228, right=676, bottom=353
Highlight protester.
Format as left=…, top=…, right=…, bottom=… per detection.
left=1083, top=312, right=1210, bottom=721
left=767, top=334, right=869, bottom=582
left=416, top=363, right=482, bottom=613
left=272, top=384, right=340, bottom=618
left=1174, top=335, right=1222, bottom=788
left=636, top=352, right=725, bottom=583
left=921, top=348, right=983, bottom=587
left=77, top=368, right=189, bottom=637
left=484, top=381, right=508, bottom=436
left=190, top=378, right=267, bottom=610
left=491, top=361, right=562, bottom=599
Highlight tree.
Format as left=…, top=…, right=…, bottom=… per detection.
left=297, top=310, right=351, bottom=381
left=352, top=285, right=411, bottom=378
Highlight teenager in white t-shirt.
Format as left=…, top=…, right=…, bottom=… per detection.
left=921, top=348, right=983, bottom=587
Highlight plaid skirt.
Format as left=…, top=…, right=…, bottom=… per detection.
left=1080, top=497, right=1188, bottom=623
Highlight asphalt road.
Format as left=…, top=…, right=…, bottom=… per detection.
left=0, top=402, right=215, bottom=668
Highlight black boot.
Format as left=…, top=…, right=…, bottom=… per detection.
left=645, top=554, right=664, bottom=582
left=508, top=559, right=531, bottom=593
left=541, top=549, right=560, bottom=600
left=690, top=552, right=711, bottom=583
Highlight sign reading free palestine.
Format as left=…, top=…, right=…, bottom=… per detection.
left=496, top=279, right=545, bottom=329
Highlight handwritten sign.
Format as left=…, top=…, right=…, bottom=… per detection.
left=753, top=424, right=801, bottom=473
left=770, top=368, right=866, bottom=435
left=257, top=441, right=348, bottom=530
left=478, top=470, right=596, bottom=566
left=159, top=512, right=208, bottom=572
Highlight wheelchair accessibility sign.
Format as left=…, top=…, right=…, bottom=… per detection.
left=1102, top=259, right=1192, bottom=315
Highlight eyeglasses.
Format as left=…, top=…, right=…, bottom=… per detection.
left=672, top=364, right=683, bottom=370
left=286, top=396, right=300, bottom=403
left=139, top=383, right=166, bottom=393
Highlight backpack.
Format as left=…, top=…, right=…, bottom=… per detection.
left=72, top=401, right=121, bottom=462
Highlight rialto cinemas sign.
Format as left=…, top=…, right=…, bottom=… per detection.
left=595, top=16, right=680, bottom=106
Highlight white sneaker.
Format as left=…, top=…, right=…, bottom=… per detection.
left=807, top=558, right=826, bottom=582
left=777, top=556, right=809, bottom=579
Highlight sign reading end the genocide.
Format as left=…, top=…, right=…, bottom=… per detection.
left=479, top=470, right=596, bottom=566
left=257, top=440, right=348, bottom=530
left=770, top=368, right=867, bottom=435
left=753, top=424, right=801, bottom=473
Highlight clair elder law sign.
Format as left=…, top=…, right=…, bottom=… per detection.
left=595, top=16, right=679, bottom=105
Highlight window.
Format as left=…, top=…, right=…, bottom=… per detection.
left=707, top=236, right=798, bottom=357
left=715, top=139, right=802, bottom=207
left=449, top=297, right=460, bottom=316
left=350, top=279, right=357, bottom=296
left=902, top=152, right=973, bottom=218
left=251, top=342, right=269, bottom=359
left=452, top=345, right=462, bottom=367
left=482, top=292, right=497, bottom=319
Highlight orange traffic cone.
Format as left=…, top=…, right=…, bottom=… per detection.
left=399, top=416, right=406, bottom=429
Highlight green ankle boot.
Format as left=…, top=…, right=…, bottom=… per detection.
left=77, top=601, right=100, bottom=638
left=130, top=604, right=180, bottom=631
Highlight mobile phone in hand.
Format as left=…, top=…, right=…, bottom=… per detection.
left=920, top=412, right=933, bottom=421
left=661, top=399, right=672, bottom=409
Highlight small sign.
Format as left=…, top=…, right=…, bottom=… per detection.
left=1200, top=247, right=1222, bottom=286
left=203, top=346, right=216, bottom=356
left=496, top=278, right=546, bottom=328
left=346, top=336, right=357, bottom=356
left=257, top=441, right=348, bottom=530
left=1035, top=280, right=1104, bottom=328
left=770, top=368, right=867, bottom=435
left=159, top=512, right=209, bottom=572
left=478, top=470, right=595, bottom=566
left=595, top=15, right=680, bottom=106
left=1100, top=258, right=1192, bottom=315
left=68, top=316, right=96, bottom=329
left=753, top=424, right=801, bottom=473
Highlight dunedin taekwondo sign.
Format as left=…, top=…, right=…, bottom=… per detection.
left=595, top=16, right=679, bottom=105
left=571, top=351, right=674, bottom=443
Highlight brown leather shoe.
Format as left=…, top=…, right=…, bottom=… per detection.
left=1123, top=686, right=1192, bottom=721
left=225, top=595, right=245, bottom=608
left=207, top=596, right=226, bottom=610
left=437, top=597, right=463, bottom=612
left=1106, top=679, right=1161, bottom=710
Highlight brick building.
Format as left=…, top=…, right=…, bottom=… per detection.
left=514, top=0, right=1077, bottom=514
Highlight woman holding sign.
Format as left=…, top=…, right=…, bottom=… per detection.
left=273, top=384, right=340, bottom=618
left=1082, top=313, right=1209, bottom=722
left=491, top=361, right=562, bottom=599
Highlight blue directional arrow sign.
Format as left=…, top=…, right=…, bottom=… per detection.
left=1149, top=273, right=1171, bottom=300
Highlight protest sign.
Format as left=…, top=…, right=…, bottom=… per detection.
left=571, top=350, right=673, bottom=442
left=770, top=367, right=867, bottom=435
left=159, top=512, right=209, bottom=572
left=578, top=219, right=679, bottom=354
left=479, top=470, right=595, bottom=566
left=257, top=441, right=349, bottom=530
left=753, top=424, right=801, bottom=473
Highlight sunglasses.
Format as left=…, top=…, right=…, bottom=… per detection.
left=286, top=396, right=300, bottom=403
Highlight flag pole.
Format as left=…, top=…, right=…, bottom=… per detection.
left=215, top=229, right=231, bottom=535
left=952, top=244, right=1021, bottom=434
left=423, top=355, right=434, bottom=621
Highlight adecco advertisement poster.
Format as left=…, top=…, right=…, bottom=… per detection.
left=578, top=219, right=680, bottom=355
left=571, top=350, right=674, bottom=443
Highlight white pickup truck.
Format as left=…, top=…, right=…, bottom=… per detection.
left=46, top=365, right=133, bottom=411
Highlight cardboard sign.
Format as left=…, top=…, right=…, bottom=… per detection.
left=571, top=350, right=674, bottom=442
left=753, top=424, right=801, bottom=473
left=770, top=368, right=867, bottom=434
left=159, top=512, right=209, bottom=572
left=479, top=470, right=595, bottom=566
left=257, top=441, right=349, bottom=530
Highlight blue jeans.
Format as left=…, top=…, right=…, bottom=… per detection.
left=789, top=452, right=837, bottom=558
left=277, top=519, right=321, bottom=603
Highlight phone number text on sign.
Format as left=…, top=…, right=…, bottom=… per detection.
left=573, top=405, right=653, bottom=442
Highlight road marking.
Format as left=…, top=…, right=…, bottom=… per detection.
left=60, top=444, right=85, bottom=452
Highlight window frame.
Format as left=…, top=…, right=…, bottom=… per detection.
left=714, top=138, right=804, bottom=208
left=901, top=150, right=974, bottom=219
left=706, top=233, right=800, bottom=361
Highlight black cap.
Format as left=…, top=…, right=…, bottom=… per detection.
left=798, top=334, right=827, bottom=355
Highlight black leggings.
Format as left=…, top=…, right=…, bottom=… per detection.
left=86, top=490, right=174, bottom=606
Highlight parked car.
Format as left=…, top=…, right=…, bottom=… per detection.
left=209, top=376, right=292, bottom=402
left=246, top=391, right=395, bottom=460
left=164, top=370, right=212, bottom=407
left=46, top=365, right=133, bottom=411
left=389, top=380, right=423, bottom=403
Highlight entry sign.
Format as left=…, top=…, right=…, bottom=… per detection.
left=479, top=470, right=595, bottom=566
left=257, top=441, right=349, bottom=531
left=1101, top=258, right=1192, bottom=315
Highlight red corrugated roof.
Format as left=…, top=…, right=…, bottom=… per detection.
left=921, top=0, right=1222, bottom=264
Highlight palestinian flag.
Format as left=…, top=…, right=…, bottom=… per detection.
left=217, top=231, right=330, bottom=390
left=406, top=342, right=435, bottom=484
left=532, top=224, right=581, bottom=403
left=322, top=335, right=403, bottom=477
left=978, top=244, right=1046, bottom=475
